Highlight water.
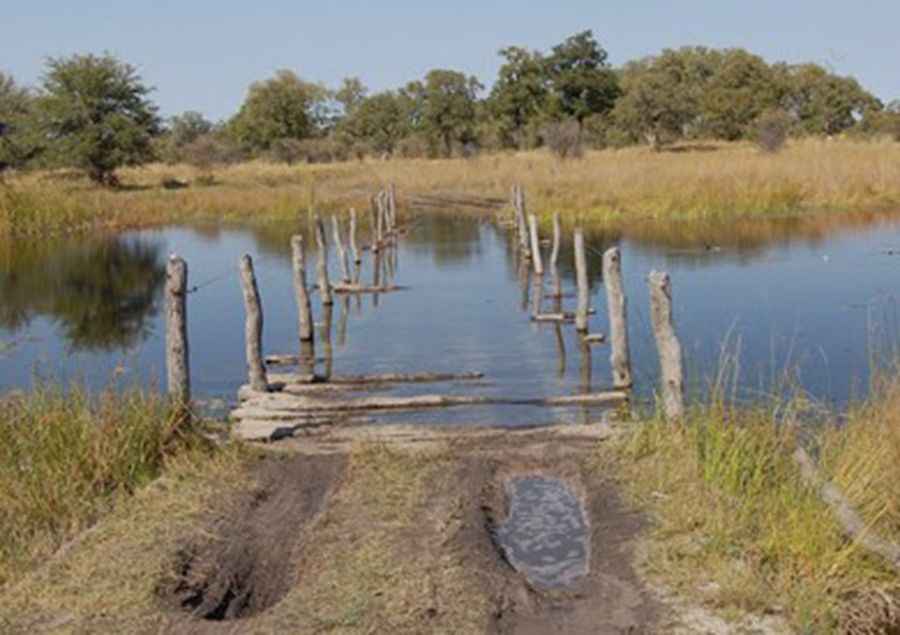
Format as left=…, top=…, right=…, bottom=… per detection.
left=493, top=476, right=590, bottom=588
left=2, top=211, right=900, bottom=424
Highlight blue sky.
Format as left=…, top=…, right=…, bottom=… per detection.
left=3, top=1, right=898, bottom=120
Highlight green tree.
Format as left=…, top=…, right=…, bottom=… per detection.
left=612, top=47, right=722, bottom=148
left=34, top=53, right=160, bottom=184
left=168, top=111, right=213, bottom=147
left=544, top=31, right=620, bottom=125
left=339, top=91, right=410, bottom=155
left=229, top=70, right=330, bottom=152
left=488, top=46, right=549, bottom=148
left=335, top=77, right=368, bottom=116
left=418, top=69, right=483, bottom=157
left=778, top=64, right=880, bottom=135
left=0, top=71, right=38, bottom=169
left=701, top=49, right=781, bottom=140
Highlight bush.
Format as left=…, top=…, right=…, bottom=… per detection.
left=180, top=134, right=244, bottom=172
left=753, top=109, right=792, bottom=153
left=540, top=119, right=584, bottom=159
left=395, top=134, right=432, bottom=159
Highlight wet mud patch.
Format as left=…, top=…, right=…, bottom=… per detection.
left=493, top=475, right=590, bottom=589
left=158, top=453, right=345, bottom=623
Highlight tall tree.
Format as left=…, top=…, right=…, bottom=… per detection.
left=335, top=77, right=368, bottom=117
left=701, top=49, right=781, bottom=140
left=778, top=64, right=880, bottom=135
left=489, top=46, right=549, bottom=148
left=339, top=91, right=410, bottom=155
left=34, top=53, right=160, bottom=184
left=0, top=71, right=37, bottom=169
left=418, top=69, right=483, bottom=157
left=229, top=70, right=331, bottom=152
left=544, top=31, right=620, bottom=125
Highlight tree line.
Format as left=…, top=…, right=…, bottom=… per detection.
left=1, top=31, right=899, bottom=183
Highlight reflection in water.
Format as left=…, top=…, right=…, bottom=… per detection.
left=0, top=238, right=165, bottom=351
left=3, top=208, right=900, bottom=416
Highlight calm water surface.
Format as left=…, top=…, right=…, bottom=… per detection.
left=2, top=212, right=900, bottom=425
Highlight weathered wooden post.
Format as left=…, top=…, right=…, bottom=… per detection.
left=165, top=255, right=190, bottom=410
left=514, top=184, right=530, bottom=257
left=604, top=247, right=632, bottom=389
left=290, top=235, right=314, bottom=343
left=314, top=215, right=333, bottom=305
left=531, top=271, right=544, bottom=318
left=349, top=208, right=361, bottom=264
left=649, top=271, right=684, bottom=420
left=528, top=214, right=544, bottom=275
left=553, top=323, right=566, bottom=377
left=321, top=302, right=334, bottom=379
left=574, top=229, right=589, bottom=332
left=550, top=212, right=561, bottom=268
left=388, top=183, right=397, bottom=230
left=239, top=254, right=268, bottom=392
left=370, top=197, right=381, bottom=254
left=376, top=194, right=385, bottom=247
left=332, top=214, right=351, bottom=283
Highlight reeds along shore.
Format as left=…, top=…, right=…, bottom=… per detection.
left=3, top=137, right=900, bottom=235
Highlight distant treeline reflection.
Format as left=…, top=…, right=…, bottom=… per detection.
left=0, top=237, right=165, bottom=350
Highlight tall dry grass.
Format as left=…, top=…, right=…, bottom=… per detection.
left=3, top=137, right=900, bottom=235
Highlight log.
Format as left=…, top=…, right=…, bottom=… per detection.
left=649, top=271, right=684, bottom=420
left=165, top=256, right=190, bottom=410
left=574, top=229, right=589, bottom=332
left=531, top=313, right=575, bottom=323
left=290, top=235, right=314, bottom=343
left=332, top=215, right=351, bottom=283
left=240, top=390, right=629, bottom=414
left=239, top=254, right=268, bottom=392
left=794, top=446, right=900, bottom=571
left=528, top=214, right=544, bottom=275
left=267, top=371, right=485, bottom=385
left=604, top=247, right=632, bottom=389
left=332, top=283, right=406, bottom=294
left=314, top=215, right=333, bottom=305
left=349, top=208, right=361, bottom=264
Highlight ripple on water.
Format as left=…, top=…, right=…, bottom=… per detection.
left=493, top=476, right=590, bottom=588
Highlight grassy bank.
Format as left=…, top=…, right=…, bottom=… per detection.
left=617, top=383, right=900, bottom=633
left=3, top=137, right=900, bottom=235
left=0, top=386, right=227, bottom=588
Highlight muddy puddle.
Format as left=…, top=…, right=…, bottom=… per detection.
left=493, top=475, right=590, bottom=589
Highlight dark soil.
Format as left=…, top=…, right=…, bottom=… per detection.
left=158, top=453, right=345, bottom=627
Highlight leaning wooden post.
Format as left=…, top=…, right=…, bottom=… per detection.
left=332, top=214, right=351, bottom=283
left=314, top=215, right=333, bottom=305
left=649, top=271, right=684, bottom=421
left=239, top=254, right=268, bottom=392
left=604, top=247, right=633, bottom=389
left=574, top=229, right=589, bottom=332
left=165, top=255, right=190, bottom=411
left=528, top=214, right=544, bottom=275
left=349, top=208, right=361, bottom=264
left=290, top=235, right=314, bottom=343
left=370, top=198, right=380, bottom=254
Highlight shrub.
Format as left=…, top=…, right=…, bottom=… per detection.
left=753, top=109, right=792, bottom=153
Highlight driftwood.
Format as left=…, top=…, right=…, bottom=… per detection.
left=165, top=256, right=191, bottom=409
left=314, top=215, right=333, bottom=305
left=331, top=283, right=406, bottom=294
left=239, top=255, right=268, bottom=392
left=648, top=271, right=684, bottom=420
left=574, top=229, right=589, bottom=332
left=583, top=333, right=607, bottom=344
left=794, top=446, right=900, bottom=571
left=528, top=214, right=544, bottom=275
left=531, top=313, right=575, bottom=323
left=604, top=247, right=632, bottom=389
left=291, top=235, right=314, bottom=343
left=238, top=390, right=629, bottom=414
left=332, top=215, right=352, bottom=283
